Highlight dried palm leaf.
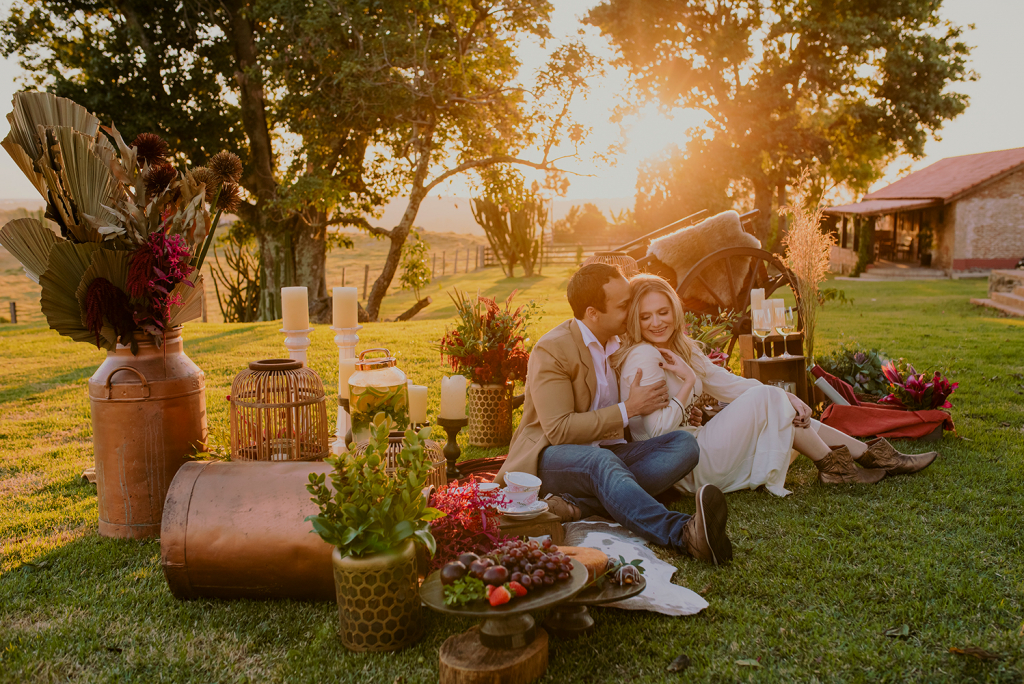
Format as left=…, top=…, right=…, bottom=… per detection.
left=39, top=241, right=105, bottom=347
left=52, top=126, right=123, bottom=239
left=1, top=134, right=46, bottom=196
left=6, top=91, right=100, bottom=160
left=0, top=218, right=62, bottom=284
left=168, top=274, right=205, bottom=327
left=75, top=248, right=132, bottom=348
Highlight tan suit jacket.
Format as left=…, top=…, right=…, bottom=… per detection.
left=495, top=319, right=625, bottom=485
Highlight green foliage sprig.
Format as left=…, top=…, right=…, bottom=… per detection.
left=306, top=413, right=443, bottom=559
left=398, top=229, right=432, bottom=300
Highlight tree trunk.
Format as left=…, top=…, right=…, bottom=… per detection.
left=255, top=228, right=291, bottom=321
left=294, top=212, right=329, bottom=322
left=395, top=296, right=432, bottom=321
left=751, top=177, right=773, bottom=247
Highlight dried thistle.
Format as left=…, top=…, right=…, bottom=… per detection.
left=216, top=183, right=241, bottom=212
left=208, top=151, right=243, bottom=184
left=131, top=133, right=169, bottom=167
left=780, top=172, right=835, bottom=363
left=145, top=164, right=177, bottom=200
left=190, top=166, right=216, bottom=190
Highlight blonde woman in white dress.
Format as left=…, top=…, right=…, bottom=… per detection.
left=611, top=275, right=937, bottom=496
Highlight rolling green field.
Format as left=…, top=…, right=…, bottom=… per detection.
left=1, top=270, right=1022, bottom=683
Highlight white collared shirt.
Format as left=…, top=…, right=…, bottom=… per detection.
left=576, top=319, right=629, bottom=446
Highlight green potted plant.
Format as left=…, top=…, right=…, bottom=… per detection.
left=306, top=413, right=442, bottom=652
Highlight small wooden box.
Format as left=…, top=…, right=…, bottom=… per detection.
left=738, top=334, right=810, bottom=405
left=497, top=510, right=564, bottom=544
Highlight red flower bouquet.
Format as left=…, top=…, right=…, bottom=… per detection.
left=438, top=290, right=537, bottom=385
left=878, top=361, right=958, bottom=410
left=427, top=480, right=511, bottom=571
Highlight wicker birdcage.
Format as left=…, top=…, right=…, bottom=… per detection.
left=350, top=430, right=448, bottom=490
left=230, top=359, right=330, bottom=461
left=581, top=250, right=640, bottom=278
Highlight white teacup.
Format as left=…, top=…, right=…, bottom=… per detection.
left=503, top=471, right=541, bottom=508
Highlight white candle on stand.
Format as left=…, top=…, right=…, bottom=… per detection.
left=408, top=384, right=428, bottom=424
left=338, top=358, right=356, bottom=399
left=333, top=287, right=358, bottom=328
left=439, top=375, right=467, bottom=419
left=750, top=288, right=765, bottom=313
left=281, top=287, right=309, bottom=330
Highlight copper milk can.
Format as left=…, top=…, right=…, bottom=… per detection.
left=87, top=327, right=207, bottom=539
left=161, top=460, right=335, bottom=600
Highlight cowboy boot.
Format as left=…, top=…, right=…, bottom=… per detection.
left=856, top=437, right=938, bottom=475
left=815, top=445, right=886, bottom=484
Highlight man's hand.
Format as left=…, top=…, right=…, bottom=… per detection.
left=624, top=368, right=670, bottom=418
left=688, top=406, right=703, bottom=426
left=787, top=392, right=812, bottom=429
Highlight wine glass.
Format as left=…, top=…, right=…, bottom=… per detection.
left=776, top=307, right=797, bottom=358
left=752, top=308, right=773, bottom=360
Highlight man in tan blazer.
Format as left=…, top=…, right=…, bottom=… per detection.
left=496, top=264, right=732, bottom=564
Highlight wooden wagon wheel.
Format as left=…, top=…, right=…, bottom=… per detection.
left=674, top=247, right=803, bottom=358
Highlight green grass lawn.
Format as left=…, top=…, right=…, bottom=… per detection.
left=1, top=271, right=1022, bottom=683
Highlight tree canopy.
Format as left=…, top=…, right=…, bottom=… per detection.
left=587, top=0, right=975, bottom=244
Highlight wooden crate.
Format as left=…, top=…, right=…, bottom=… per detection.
left=737, top=334, right=810, bottom=405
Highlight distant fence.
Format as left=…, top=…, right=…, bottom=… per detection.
left=482, top=242, right=618, bottom=270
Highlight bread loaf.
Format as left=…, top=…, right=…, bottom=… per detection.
left=558, top=546, right=609, bottom=582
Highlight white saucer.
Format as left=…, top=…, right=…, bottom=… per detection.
left=497, top=500, right=548, bottom=520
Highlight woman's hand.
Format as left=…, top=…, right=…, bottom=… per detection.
left=787, top=392, right=812, bottom=429
left=657, top=348, right=697, bottom=384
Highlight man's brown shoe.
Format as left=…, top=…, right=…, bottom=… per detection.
left=815, top=445, right=886, bottom=484
left=545, top=495, right=581, bottom=523
left=857, top=437, right=938, bottom=475
left=683, top=484, right=732, bottom=565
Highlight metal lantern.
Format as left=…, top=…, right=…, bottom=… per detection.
left=350, top=430, right=448, bottom=491
left=230, top=359, right=329, bottom=461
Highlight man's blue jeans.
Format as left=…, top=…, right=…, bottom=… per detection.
left=537, top=431, right=699, bottom=552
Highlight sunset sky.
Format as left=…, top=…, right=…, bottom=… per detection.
left=1, top=0, right=1022, bottom=206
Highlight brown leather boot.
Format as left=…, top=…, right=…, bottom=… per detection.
left=545, top=495, right=581, bottom=523
left=815, top=445, right=886, bottom=484
left=857, top=437, right=938, bottom=475
left=683, top=484, right=732, bottom=565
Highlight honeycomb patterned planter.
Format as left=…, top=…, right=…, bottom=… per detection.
left=331, top=540, right=423, bottom=652
left=467, top=382, right=513, bottom=447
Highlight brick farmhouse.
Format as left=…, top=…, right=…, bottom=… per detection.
left=824, top=147, right=1024, bottom=275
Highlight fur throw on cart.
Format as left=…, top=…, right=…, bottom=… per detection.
left=646, top=210, right=760, bottom=307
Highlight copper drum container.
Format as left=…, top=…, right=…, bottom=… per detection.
left=161, top=460, right=335, bottom=600
left=87, top=326, right=207, bottom=539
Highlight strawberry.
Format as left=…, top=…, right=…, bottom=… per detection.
left=486, top=584, right=495, bottom=598
left=509, top=581, right=528, bottom=598
left=488, top=584, right=512, bottom=607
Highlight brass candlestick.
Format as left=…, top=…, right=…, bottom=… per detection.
left=436, top=417, right=468, bottom=481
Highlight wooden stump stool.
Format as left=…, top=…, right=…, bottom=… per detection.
left=439, top=626, right=548, bottom=684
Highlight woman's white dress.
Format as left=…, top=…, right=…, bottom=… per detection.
left=619, top=343, right=808, bottom=497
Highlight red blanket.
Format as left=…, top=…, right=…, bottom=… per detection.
left=820, top=402, right=953, bottom=439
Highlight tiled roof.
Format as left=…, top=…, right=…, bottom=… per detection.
left=865, top=147, right=1024, bottom=201
left=824, top=198, right=940, bottom=216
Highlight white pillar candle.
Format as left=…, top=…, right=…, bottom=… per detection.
left=281, top=287, right=309, bottom=330
left=332, top=286, right=358, bottom=328
left=338, top=358, right=356, bottom=399
left=439, top=375, right=467, bottom=419
left=770, top=299, right=786, bottom=327
left=750, top=288, right=765, bottom=313
left=408, top=384, right=428, bottom=424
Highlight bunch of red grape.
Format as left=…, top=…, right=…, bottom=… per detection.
left=491, top=538, right=573, bottom=590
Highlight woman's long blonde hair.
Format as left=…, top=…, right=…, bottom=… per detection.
left=610, top=273, right=707, bottom=377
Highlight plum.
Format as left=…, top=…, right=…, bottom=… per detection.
left=439, top=561, right=467, bottom=586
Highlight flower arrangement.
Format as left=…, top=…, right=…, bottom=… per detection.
left=438, top=289, right=537, bottom=385
left=306, top=414, right=443, bottom=558
left=0, top=91, right=241, bottom=351
left=816, top=343, right=890, bottom=397
left=878, top=361, right=958, bottom=411
left=426, top=480, right=510, bottom=572
left=684, top=309, right=741, bottom=367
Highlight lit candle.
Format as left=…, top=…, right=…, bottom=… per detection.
left=408, top=384, right=428, bottom=424
left=281, top=287, right=309, bottom=330
left=439, top=375, right=467, bottom=419
left=750, top=288, right=765, bottom=313
left=338, top=358, right=356, bottom=399
left=332, top=286, right=358, bottom=328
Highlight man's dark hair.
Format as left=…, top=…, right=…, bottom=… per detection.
left=567, top=263, right=622, bottom=319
